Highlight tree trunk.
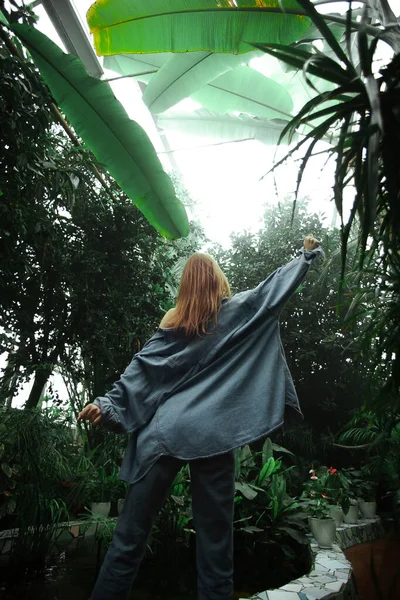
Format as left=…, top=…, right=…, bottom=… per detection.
left=0, top=353, right=21, bottom=407
left=25, top=368, right=52, bottom=409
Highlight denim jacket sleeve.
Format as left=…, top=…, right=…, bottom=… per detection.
left=251, top=247, right=324, bottom=314
left=93, top=353, right=164, bottom=435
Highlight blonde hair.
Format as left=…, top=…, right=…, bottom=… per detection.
left=166, top=253, right=231, bottom=338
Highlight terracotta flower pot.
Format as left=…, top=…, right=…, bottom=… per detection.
left=309, top=517, right=336, bottom=548
left=359, top=500, right=377, bottom=518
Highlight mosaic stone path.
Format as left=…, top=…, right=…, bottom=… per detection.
left=242, top=517, right=384, bottom=600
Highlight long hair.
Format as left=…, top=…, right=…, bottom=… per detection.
left=166, top=253, right=231, bottom=338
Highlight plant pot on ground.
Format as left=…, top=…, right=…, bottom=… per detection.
left=85, top=466, right=123, bottom=517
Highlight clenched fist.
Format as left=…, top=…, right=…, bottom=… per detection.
left=304, top=235, right=320, bottom=252
left=78, top=403, right=102, bottom=426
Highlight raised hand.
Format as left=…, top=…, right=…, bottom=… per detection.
left=304, top=235, right=320, bottom=251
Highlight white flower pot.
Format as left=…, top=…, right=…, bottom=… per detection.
left=359, top=500, right=377, bottom=518
left=343, top=502, right=359, bottom=524
left=91, top=501, right=111, bottom=517
left=329, top=505, right=344, bottom=527
left=309, top=517, right=337, bottom=548
left=117, top=498, right=125, bottom=515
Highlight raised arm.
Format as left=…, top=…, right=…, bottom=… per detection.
left=251, top=235, right=324, bottom=314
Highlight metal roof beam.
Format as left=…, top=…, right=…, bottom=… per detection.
left=41, top=0, right=103, bottom=78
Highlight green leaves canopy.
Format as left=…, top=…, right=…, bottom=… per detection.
left=104, top=53, right=171, bottom=83
left=11, top=24, right=189, bottom=240
left=158, top=109, right=294, bottom=145
left=143, top=51, right=259, bottom=114
left=191, top=66, right=293, bottom=119
left=87, top=0, right=310, bottom=56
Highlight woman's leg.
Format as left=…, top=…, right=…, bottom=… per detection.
left=91, top=455, right=183, bottom=600
left=190, top=451, right=236, bottom=600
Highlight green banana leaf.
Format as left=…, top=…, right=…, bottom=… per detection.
left=191, top=66, right=293, bottom=120
left=158, top=109, right=295, bottom=145
left=11, top=24, right=189, bottom=240
left=104, top=53, right=171, bottom=83
left=87, top=0, right=310, bottom=56
left=143, top=50, right=261, bottom=114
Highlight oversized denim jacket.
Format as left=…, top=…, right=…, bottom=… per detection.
left=94, top=247, right=324, bottom=483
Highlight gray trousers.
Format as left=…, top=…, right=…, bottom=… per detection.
left=91, top=451, right=235, bottom=600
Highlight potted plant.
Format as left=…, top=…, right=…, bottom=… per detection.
left=324, top=467, right=352, bottom=527
left=307, top=497, right=337, bottom=548
left=301, top=467, right=336, bottom=548
left=340, top=468, right=363, bottom=523
left=358, top=480, right=377, bottom=519
left=85, top=467, right=118, bottom=517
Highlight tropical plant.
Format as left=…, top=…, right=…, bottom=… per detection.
left=253, top=0, right=400, bottom=410
left=338, top=410, right=400, bottom=500
left=256, top=0, right=400, bottom=264
left=0, top=2, right=188, bottom=238
left=0, top=23, right=204, bottom=409
left=301, top=465, right=352, bottom=516
left=233, top=439, right=308, bottom=545
left=84, top=464, right=123, bottom=504
left=0, top=407, right=73, bottom=569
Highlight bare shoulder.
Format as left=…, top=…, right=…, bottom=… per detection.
left=159, top=307, right=176, bottom=328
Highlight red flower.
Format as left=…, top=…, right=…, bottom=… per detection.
left=321, top=493, right=328, bottom=499
left=328, top=467, right=338, bottom=476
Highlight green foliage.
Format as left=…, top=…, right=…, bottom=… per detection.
left=256, top=0, right=400, bottom=264
left=0, top=27, right=204, bottom=409
left=301, top=465, right=351, bottom=516
left=0, top=407, right=73, bottom=568
left=84, top=465, right=123, bottom=504
left=87, top=0, right=310, bottom=56
left=338, top=410, right=400, bottom=497
left=10, top=22, right=188, bottom=240
left=254, top=0, right=400, bottom=410
left=234, top=439, right=308, bottom=546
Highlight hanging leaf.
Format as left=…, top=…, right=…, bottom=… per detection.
left=191, top=66, right=293, bottom=119
left=158, top=109, right=295, bottom=145
left=87, top=0, right=310, bottom=56
left=143, top=50, right=261, bottom=114
left=103, top=53, right=171, bottom=83
left=11, top=24, right=189, bottom=240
